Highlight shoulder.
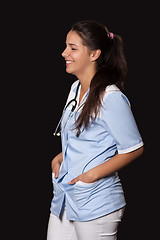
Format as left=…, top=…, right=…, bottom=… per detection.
left=103, top=84, right=130, bottom=106
left=104, top=84, right=120, bottom=96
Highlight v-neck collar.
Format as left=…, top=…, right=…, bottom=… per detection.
left=73, top=81, right=90, bottom=111
left=77, top=84, right=90, bottom=107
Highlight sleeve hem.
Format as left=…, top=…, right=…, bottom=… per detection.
left=118, top=142, right=144, bottom=154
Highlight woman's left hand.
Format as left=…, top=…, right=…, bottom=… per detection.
left=68, top=170, right=97, bottom=185
left=69, top=147, right=144, bottom=185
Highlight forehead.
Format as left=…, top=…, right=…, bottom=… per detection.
left=66, top=30, right=83, bottom=45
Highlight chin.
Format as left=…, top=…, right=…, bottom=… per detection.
left=66, top=67, right=76, bottom=75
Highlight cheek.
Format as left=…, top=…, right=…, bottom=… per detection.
left=75, top=52, right=90, bottom=65
left=66, top=50, right=91, bottom=74
left=71, top=52, right=81, bottom=61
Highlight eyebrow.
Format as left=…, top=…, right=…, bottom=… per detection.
left=67, top=43, right=78, bottom=47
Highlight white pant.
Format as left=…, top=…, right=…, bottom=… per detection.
left=47, top=208, right=124, bottom=240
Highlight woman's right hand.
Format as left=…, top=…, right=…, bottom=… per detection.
left=51, top=152, right=63, bottom=178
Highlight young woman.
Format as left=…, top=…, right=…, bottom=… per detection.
left=47, top=20, right=144, bottom=240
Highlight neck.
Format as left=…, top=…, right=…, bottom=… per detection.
left=76, top=68, right=96, bottom=106
left=77, top=68, right=96, bottom=94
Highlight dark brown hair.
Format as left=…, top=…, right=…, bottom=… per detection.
left=71, top=20, right=127, bottom=135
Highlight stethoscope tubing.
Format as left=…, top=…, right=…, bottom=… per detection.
left=53, top=99, right=77, bottom=136
left=53, top=82, right=80, bottom=136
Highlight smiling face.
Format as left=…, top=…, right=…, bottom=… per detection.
left=62, top=30, right=98, bottom=79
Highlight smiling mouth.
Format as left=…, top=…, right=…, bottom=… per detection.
left=66, top=60, right=73, bottom=65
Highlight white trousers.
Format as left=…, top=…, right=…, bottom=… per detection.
left=47, top=208, right=124, bottom=240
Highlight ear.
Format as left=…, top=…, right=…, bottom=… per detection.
left=90, top=49, right=101, bottom=62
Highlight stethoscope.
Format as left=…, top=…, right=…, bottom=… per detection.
left=53, top=82, right=81, bottom=136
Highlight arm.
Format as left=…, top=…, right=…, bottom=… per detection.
left=51, top=152, right=63, bottom=178
left=91, top=146, right=143, bottom=180
left=69, top=92, right=144, bottom=184
left=69, top=146, right=144, bottom=184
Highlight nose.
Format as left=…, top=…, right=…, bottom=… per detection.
left=62, top=47, right=69, bottom=58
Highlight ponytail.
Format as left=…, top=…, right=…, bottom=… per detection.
left=71, top=20, right=127, bottom=134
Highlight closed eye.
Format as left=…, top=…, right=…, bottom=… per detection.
left=67, top=43, right=78, bottom=50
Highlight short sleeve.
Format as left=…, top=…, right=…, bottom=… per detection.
left=101, top=92, right=144, bottom=154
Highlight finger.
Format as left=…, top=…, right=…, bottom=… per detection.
left=52, top=165, right=60, bottom=178
left=68, top=177, right=79, bottom=185
left=54, top=171, right=59, bottom=178
left=52, top=169, right=58, bottom=178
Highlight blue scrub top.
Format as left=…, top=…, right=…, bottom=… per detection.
left=50, top=80, right=143, bottom=221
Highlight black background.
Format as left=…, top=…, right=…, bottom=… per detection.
left=4, top=1, right=159, bottom=239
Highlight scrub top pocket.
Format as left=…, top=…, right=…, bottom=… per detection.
left=74, top=179, right=105, bottom=209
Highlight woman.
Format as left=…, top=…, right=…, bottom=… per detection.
left=47, top=20, right=144, bottom=240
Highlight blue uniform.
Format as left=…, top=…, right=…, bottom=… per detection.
left=50, top=80, right=143, bottom=221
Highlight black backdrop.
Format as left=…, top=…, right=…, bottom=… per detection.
left=6, top=2, right=158, bottom=239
